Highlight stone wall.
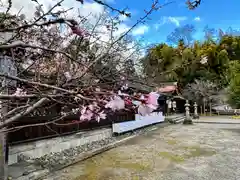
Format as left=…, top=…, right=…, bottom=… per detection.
left=8, top=128, right=112, bottom=165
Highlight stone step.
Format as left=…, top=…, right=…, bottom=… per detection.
left=173, top=117, right=185, bottom=124
left=167, top=115, right=185, bottom=124
left=174, top=117, right=185, bottom=124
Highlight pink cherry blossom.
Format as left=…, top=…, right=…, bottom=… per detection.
left=105, top=96, right=125, bottom=111
left=96, top=111, right=107, bottom=122
left=80, top=109, right=93, bottom=121
left=146, top=92, right=159, bottom=107
left=80, top=106, right=87, bottom=115
left=64, top=71, right=72, bottom=81
left=70, top=26, right=89, bottom=37
left=138, top=104, right=153, bottom=116
left=88, top=104, right=95, bottom=111
left=70, top=26, right=84, bottom=36
left=99, top=111, right=107, bottom=119
left=13, top=88, right=27, bottom=96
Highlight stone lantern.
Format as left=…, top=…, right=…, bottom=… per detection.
left=183, top=100, right=193, bottom=124
left=193, top=102, right=199, bottom=119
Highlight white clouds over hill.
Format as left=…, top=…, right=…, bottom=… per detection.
left=132, top=25, right=149, bottom=36
left=194, top=16, right=201, bottom=21
left=154, top=16, right=187, bottom=30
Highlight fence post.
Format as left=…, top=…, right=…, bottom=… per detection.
left=0, top=55, right=17, bottom=179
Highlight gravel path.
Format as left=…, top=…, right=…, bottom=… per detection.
left=33, top=124, right=166, bottom=171
left=44, top=123, right=240, bottom=180
left=194, top=116, right=240, bottom=124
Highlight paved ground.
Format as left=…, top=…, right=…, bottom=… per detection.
left=45, top=120, right=240, bottom=180
left=194, top=116, right=240, bottom=124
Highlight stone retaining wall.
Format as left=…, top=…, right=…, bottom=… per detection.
left=8, top=128, right=112, bottom=165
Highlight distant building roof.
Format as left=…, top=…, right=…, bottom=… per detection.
left=127, top=78, right=178, bottom=93
left=158, top=85, right=176, bottom=93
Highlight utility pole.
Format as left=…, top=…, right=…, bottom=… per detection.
left=0, top=55, right=17, bottom=180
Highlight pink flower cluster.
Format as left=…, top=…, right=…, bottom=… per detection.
left=13, top=88, right=27, bottom=96
left=70, top=26, right=89, bottom=37
left=105, top=96, right=125, bottom=111
left=80, top=102, right=107, bottom=122
left=79, top=95, right=126, bottom=122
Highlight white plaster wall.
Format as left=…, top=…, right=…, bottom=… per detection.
left=8, top=128, right=112, bottom=165
left=112, top=112, right=164, bottom=133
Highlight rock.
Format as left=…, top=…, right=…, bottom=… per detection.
left=22, top=171, right=30, bottom=176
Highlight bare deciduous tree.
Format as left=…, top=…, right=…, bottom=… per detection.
left=182, top=79, right=220, bottom=108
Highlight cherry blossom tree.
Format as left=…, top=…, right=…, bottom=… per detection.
left=0, top=0, right=171, bottom=178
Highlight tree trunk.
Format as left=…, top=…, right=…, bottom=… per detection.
left=0, top=131, right=7, bottom=180
left=0, top=56, right=16, bottom=180
left=209, top=102, right=212, bottom=116
left=203, top=100, right=206, bottom=116
left=203, top=98, right=206, bottom=116
left=0, top=98, right=8, bottom=180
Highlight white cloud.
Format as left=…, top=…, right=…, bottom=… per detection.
left=1, top=0, right=144, bottom=63
left=168, top=16, right=187, bottom=26
left=132, top=25, right=149, bottom=36
left=119, top=14, right=129, bottom=22
left=154, top=16, right=187, bottom=29
left=1, top=0, right=105, bottom=22
left=194, top=16, right=201, bottom=22
left=104, top=0, right=115, bottom=3
left=1, top=0, right=131, bottom=40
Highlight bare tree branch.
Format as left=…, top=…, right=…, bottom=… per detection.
left=0, top=41, right=76, bottom=59
left=0, top=18, right=75, bottom=32
left=0, top=97, right=49, bottom=129
left=0, top=73, right=95, bottom=101
left=93, top=0, right=131, bottom=17
left=186, top=0, right=201, bottom=10
left=78, top=0, right=174, bottom=78
left=0, top=93, right=66, bottom=99
left=2, top=104, right=29, bottom=118
left=0, top=111, right=73, bottom=133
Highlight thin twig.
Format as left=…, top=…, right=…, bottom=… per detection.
left=0, top=41, right=76, bottom=60
left=0, top=93, right=66, bottom=99
left=0, top=111, right=73, bottom=133
left=0, top=18, right=73, bottom=32
left=0, top=73, right=94, bottom=101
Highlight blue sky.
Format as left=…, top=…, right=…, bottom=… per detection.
left=106, top=0, right=240, bottom=45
